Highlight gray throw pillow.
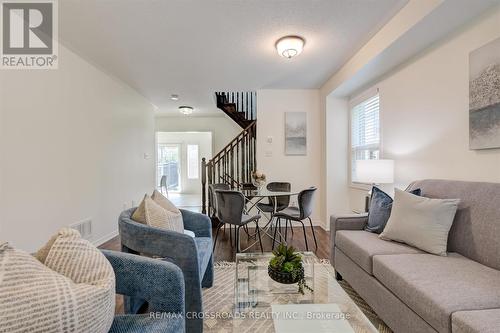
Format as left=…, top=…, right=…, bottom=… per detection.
left=379, top=189, right=460, bottom=256
left=365, top=187, right=421, bottom=234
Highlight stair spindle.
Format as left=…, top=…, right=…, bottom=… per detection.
left=202, top=92, right=257, bottom=214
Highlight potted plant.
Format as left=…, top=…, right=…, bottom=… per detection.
left=268, top=243, right=313, bottom=295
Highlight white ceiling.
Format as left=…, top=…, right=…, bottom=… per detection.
left=330, top=0, right=500, bottom=98
left=59, top=0, right=408, bottom=114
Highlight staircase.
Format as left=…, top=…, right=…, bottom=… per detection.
left=215, top=92, right=256, bottom=128
left=201, top=91, right=257, bottom=215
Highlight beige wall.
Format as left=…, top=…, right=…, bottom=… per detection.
left=256, top=89, right=324, bottom=226
left=348, top=8, right=500, bottom=211
left=0, top=45, right=155, bottom=252
left=325, top=96, right=351, bottom=221
left=155, top=115, right=241, bottom=156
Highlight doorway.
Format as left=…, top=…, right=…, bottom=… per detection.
left=156, top=132, right=212, bottom=199
left=156, top=143, right=181, bottom=192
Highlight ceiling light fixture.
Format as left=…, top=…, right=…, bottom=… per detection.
left=275, top=35, right=305, bottom=59
left=170, top=94, right=179, bottom=101
left=178, top=105, right=193, bottom=115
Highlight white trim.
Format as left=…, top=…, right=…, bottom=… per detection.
left=92, top=229, right=118, bottom=247
left=348, top=87, right=379, bottom=109
left=311, top=219, right=327, bottom=230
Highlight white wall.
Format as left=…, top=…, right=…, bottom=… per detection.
left=348, top=8, right=500, bottom=210
left=156, top=132, right=212, bottom=194
left=155, top=115, right=241, bottom=156
left=256, top=90, right=324, bottom=226
left=0, top=44, right=155, bottom=252
left=325, top=96, right=351, bottom=224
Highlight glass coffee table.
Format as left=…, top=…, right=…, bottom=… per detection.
left=234, top=252, right=378, bottom=333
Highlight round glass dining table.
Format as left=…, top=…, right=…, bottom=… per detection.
left=241, top=188, right=301, bottom=215
left=241, top=188, right=301, bottom=199
left=238, top=188, right=301, bottom=251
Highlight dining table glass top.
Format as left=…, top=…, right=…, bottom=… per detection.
left=240, top=188, right=300, bottom=198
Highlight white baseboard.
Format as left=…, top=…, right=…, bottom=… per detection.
left=92, top=229, right=119, bottom=247
left=311, top=219, right=327, bottom=230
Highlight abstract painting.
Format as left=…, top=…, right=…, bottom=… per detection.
left=469, top=37, right=500, bottom=150
left=285, top=112, right=307, bottom=155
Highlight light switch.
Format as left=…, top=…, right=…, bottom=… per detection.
left=266, top=136, right=273, bottom=144
left=144, top=153, right=151, bottom=160
left=265, top=150, right=273, bottom=157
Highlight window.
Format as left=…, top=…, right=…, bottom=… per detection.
left=157, top=144, right=180, bottom=192
left=187, top=144, right=199, bottom=179
left=350, top=94, right=380, bottom=183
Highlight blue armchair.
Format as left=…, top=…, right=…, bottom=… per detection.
left=118, top=208, right=214, bottom=333
left=102, top=250, right=185, bottom=333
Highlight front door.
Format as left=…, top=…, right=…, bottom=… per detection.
left=157, top=143, right=181, bottom=192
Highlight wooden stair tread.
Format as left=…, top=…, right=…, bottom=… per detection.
left=215, top=92, right=256, bottom=129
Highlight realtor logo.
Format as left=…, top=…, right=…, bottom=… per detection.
left=1, top=0, right=58, bottom=69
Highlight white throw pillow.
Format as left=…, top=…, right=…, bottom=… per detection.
left=0, top=229, right=115, bottom=333
left=379, top=188, right=460, bottom=256
left=131, top=192, right=184, bottom=233
left=151, top=190, right=185, bottom=232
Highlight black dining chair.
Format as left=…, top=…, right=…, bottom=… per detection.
left=214, top=190, right=263, bottom=253
left=256, top=182, right=292, bottom=236
left=208, top=183, right=234, bottom=246
left=208, top=183, right=230, bottom=218
left=273, top=187, right=318, bottom=251
left=256, top=182, right=291, bottom=213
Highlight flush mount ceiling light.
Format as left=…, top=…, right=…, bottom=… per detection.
left=275, top=35, right=305, bottom=59
left=178, top=105, right=193, bottom=115
left=170, top=94, right=179, bottom=101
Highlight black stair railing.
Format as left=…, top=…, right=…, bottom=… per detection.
left=201, top=121, right=256, bottom=215
left=215, top=91, right=257, bottom=125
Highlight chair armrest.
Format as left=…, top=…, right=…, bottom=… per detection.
left=119, top=219, right=203, bottom=288
left=180, top=209, right=212, bottom=238
left=119, top=219, right=198, bottom=261
left=330, top=214, right=368, bottom=265
left=330, top=214, right=368, bottom=232
left=101, top=250, right=185, bottom=314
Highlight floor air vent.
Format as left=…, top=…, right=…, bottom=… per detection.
left=70, top=219, right=92, bottom=240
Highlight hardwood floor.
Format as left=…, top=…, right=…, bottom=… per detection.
left=99, top=220, right=330, bottom=315
left=98, top=196, right=332, bottom=261
left=211, top=224, right=330, bottom=261
left=99, top=224, right=330, bottom=261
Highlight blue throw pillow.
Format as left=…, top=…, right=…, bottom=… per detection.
left=364, top=187, right=421, bottom=234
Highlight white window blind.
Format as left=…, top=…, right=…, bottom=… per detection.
left=351, top=94, right=380, bottom=183
left=187, top=144, right=199, bottom=179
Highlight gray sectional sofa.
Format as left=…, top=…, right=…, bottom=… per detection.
left=330, top=179, right=500, bottom=333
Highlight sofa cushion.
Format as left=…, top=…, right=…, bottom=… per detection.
left=452, top=309, right=500, bottom=333
left=335, top=230, right=423, bottom=274
left=365, top=186, right=421, bottom=234
left=380, top=188, right=460, bottom=256
left=407, top=179, right=500, bottom=270
left=373, top=253, right=500, bottom=333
